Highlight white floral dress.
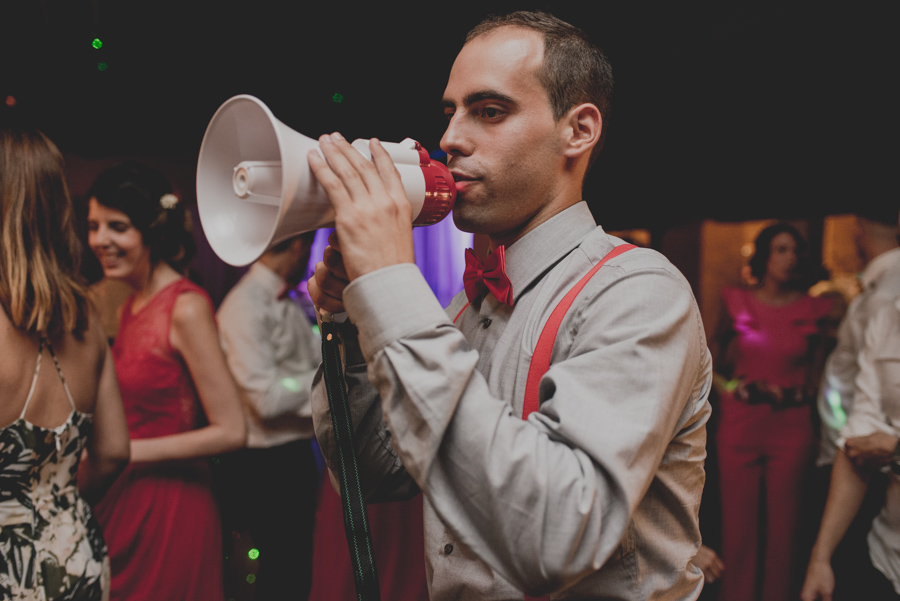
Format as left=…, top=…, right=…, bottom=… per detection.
left=0, top=339, right=110, bottom=600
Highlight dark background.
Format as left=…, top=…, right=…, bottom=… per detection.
left=2, top=1, right=897, bottom=231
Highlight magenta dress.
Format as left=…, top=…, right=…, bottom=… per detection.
left=716, top=287, right=833, bottom=601
left=94, top=279, right=224, bottom=601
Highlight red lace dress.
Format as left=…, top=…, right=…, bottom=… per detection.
left=93, top=279, right=224, bottom=601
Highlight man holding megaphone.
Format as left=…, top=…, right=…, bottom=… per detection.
left=307, top=11, right=712, bottom=601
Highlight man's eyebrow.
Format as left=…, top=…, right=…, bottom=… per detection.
left=441, top=90, right=516, bottom=109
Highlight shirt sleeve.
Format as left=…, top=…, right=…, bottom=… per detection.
left=839, top=304, right=900, bottom=442
left=336, top=262, right=710, bottom=595
left=310, top=317, right=421, bottom=502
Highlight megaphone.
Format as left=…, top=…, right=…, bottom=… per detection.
left=196, top=94, right=456, bottom=266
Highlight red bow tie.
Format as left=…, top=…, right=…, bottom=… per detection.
left=463, top=246, right=514, bottom=305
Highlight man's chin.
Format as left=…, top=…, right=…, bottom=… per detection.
left=451, top=209, right=482, bottom=235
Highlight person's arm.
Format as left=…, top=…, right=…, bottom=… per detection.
left=800, top=450, right=870, bottom=601
left=802, top=303, right=895, bottom=600
left=707, top=295, right=737, bottom=395
left=129, top=292, right=246, bottom=462
left=219, top=294, right=320, bottom=421
left=804, top=296, right=840, bottom=399
left=78, top=318, right=130, bottom=504
left=839, top=303, right=900, bottom=469
left=844, top=432, right=899, bottom=469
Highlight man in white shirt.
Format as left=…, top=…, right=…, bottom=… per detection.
left=818, top=210, right=900, bottom=466
left=802, top=296, right=900, bottom=601
left=813, top=209, right=900, bottom=599
left=217, top=231, right=321, bottom=601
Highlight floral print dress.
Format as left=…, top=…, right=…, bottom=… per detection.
left=0, top=339, right=110, bottom=600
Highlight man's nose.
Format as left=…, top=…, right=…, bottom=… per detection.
left=440, top=114, right=471, bottom=157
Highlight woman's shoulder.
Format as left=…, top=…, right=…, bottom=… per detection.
left=170, top=280, right=216, bottom=330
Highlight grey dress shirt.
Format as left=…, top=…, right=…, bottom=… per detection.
left=311, top=202, right=712, bottom=600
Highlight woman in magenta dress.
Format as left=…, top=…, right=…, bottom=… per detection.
left=711, top=222, right=835, bottom=601
left=86, top=162, right=246, bottom=601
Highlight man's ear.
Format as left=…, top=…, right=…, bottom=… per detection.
left=562, top=103, right=601, bottom=160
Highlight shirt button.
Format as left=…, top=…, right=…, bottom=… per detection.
left=443, top=543, right=454, bottom=555
left=480, top=318, right=492, bottom=329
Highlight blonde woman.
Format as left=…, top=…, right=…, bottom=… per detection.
left=0, top=122, right=130, bottom=600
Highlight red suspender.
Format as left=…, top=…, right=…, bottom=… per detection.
left=522, top=243, right=636, bottom=420
left=452, top=302, right=470, bottom=324
left=521, top=243, right=634, bottom=601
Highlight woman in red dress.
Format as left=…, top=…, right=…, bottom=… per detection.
left=87, top=162, right=246, bottom=601
left=711, top=222, right=835, bottom=601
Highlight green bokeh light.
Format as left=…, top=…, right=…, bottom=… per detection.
left=92, top=38, right=103, bottom=50
left=332, top=92, right=343, bottom=103
left=246, top=574, right=257, bottom=584
left=280, top=378, right=300, bottom=393
left=97, top=62, right=108, bottom=71
left=826, top=389, right=848, bottom=429
left=248, top=548, right=260, bottom=560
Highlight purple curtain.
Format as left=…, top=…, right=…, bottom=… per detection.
left=306, top=215, right=472, bottom=309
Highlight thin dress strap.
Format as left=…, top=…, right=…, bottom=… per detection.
left=44, top=337, right=77, bottom=412
left=19, top=338, right=45, bottom=420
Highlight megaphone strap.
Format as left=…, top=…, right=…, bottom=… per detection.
left=321, top=320, right=382, bottom=601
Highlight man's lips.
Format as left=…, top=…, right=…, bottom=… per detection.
left=450, top=171, right=478, bottom=193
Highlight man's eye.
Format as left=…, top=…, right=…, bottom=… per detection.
left=480, top=107, right=505, bottom=120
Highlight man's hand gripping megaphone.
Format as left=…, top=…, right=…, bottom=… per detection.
left=307, top=133, right=417, bottom=317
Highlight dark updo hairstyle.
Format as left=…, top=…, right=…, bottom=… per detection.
left=748, top=222, right=818, bottom=289
left=88, top=162, right=196, bottom=272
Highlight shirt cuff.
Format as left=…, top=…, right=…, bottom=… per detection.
left=343, top=264, right=450, bottom=360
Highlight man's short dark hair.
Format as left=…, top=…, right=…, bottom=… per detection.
left=466, top=11, right=614, bottom=162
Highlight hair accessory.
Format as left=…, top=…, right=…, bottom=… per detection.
left=160, top=193, right=179, bottom=210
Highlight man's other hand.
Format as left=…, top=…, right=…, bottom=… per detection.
left=308, top=231, right=350, bottom=315
left=844, top=432, right=899, bottom=469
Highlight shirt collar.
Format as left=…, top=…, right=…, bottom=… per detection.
left=502, top=202, right=598, bottom=303
left=247, top=261, right=288, bottom=297
left=861, top=247, right=900, bottom=290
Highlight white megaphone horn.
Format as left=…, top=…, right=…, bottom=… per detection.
left=196, top=94, right=456, bottom=266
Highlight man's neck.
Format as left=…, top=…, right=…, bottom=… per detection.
left=488, top=197, right=584, bottom=252
left=258, top=254, right=290, bottom=282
